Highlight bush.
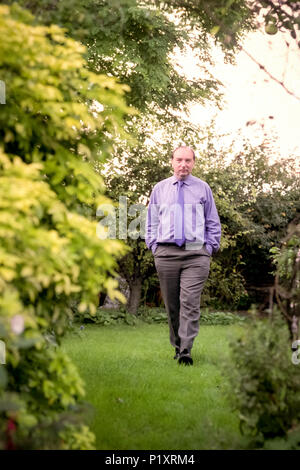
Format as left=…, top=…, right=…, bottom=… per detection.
left=76, top=307, right=138, bottom=326
left=226, top=310, right=300, bottom=446
left=263, top=425, right=300, bottom=450
left=0, top=343, right=95, bottom=450
left=75, top=306, right=247, bottom=327
left=73, top=305, right=167, bottom=326
left=200, top=310, right=247, bottom=325
left=137, top=306, right=168, bottom=324
left=202, top=261, right=248, bottom=310
left=0, top=4, right=131, bottom=449
left=137, top=307, right=246, bottom=326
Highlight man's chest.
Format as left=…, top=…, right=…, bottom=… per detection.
left=156, top=183, right=207, bottom=206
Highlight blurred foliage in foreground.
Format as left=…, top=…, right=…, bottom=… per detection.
left=0, top=4, right=132, bottom=449
left=226, top=308, right=300, bottom=448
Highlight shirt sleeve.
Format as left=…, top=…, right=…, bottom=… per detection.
left=145, top=187, right=159, bottom=254
left=204, top=184, right=221, bottom=254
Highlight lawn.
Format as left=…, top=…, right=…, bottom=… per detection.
left=61, top=321, right=249, bottom=450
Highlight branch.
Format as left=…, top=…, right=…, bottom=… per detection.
left=240, top=46, right=300, bottom=101
left=275, top=273, right=293, bottom=321
left=261, top=0, right=299, bottom=23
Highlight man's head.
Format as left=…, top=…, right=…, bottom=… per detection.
left=171, top=146, right=195, bottom=180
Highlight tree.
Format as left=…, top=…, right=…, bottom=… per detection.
left=271, top=214, right=300, bottom=341
left=103, top=116, right=299, bottom=313
left=159, top=0, right=300, bottom=47
left=8, top=0, right=263, bottom=314
left=194, top=138, right=299, bottom=309
left=13, top=0, right=299, bottom=314
left=6, top=0, right=226, bottom=113
left=249, top=0, right=300, bottom=43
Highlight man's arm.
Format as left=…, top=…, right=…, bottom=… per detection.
left=145, top=188, right=159, bottom=254
left=204, top=184, right=221, bottom=255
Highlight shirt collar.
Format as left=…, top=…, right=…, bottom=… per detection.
left=171, top=174, right=191, bottom=186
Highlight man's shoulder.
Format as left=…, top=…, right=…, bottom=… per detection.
left=152, top=174, right=211, bottom=191
left=152, top=176, right=174, bottom=191
left=188, top=174, right=210, bottom=189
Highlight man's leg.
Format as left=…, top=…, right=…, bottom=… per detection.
left=154, top=246, right=181, bottom=351
left=179, top=251, right=211, bottom=354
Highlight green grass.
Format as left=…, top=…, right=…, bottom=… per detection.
left=61, top=322, right=250, bottom=450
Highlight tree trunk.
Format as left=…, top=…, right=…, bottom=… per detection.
left=127, top=278, right=142, bottom=315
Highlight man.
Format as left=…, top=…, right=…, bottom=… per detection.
left=145, top=146, right=221, bottom=365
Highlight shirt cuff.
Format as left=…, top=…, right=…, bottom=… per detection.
left=205, top=244, right=213, bottom=256
left=151, top=243, right=158, bottom=255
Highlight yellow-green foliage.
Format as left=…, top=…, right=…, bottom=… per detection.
left=0, top=4, right=133, bottom=449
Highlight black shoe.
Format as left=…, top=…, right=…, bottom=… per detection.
left=178, top=349, right=193, bottom=366
left=173, top=348, right=180, bottom=360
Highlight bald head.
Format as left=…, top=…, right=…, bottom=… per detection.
left=172, top=146, right=195, bottom=161
left=171, top=146, right=195, bottom=180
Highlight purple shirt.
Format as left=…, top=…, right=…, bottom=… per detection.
left=145, top=174, right=221, bottom=255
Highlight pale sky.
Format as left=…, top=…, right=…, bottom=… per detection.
left=176, top=29, right=300, bottom=161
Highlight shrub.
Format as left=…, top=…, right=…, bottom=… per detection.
left=0, top=4, right=131, bottom=449
left=0, top=343, right=95, bottom=449
left=75, top=306, right=246, bottom=327
left=200, top=310, right=247, bottom=325
left=137, top=306, right=168, bottom=324
left=76, top=308, right=138, bottom=326
left=263, top=425, right=300, bottom=450
left=226, top=310, right=300, bottom=445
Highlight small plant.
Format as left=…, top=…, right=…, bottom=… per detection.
left=76, top=307, right=138, bottom=326
left=137, top=306, right=168, bottom=324
left=200, top=310, right=247, bottom=325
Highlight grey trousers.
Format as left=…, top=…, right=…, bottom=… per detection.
left=154, top=244, right=211, bottom=353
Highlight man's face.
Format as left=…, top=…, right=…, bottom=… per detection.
left=171, top=147, right=195, bottom=180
